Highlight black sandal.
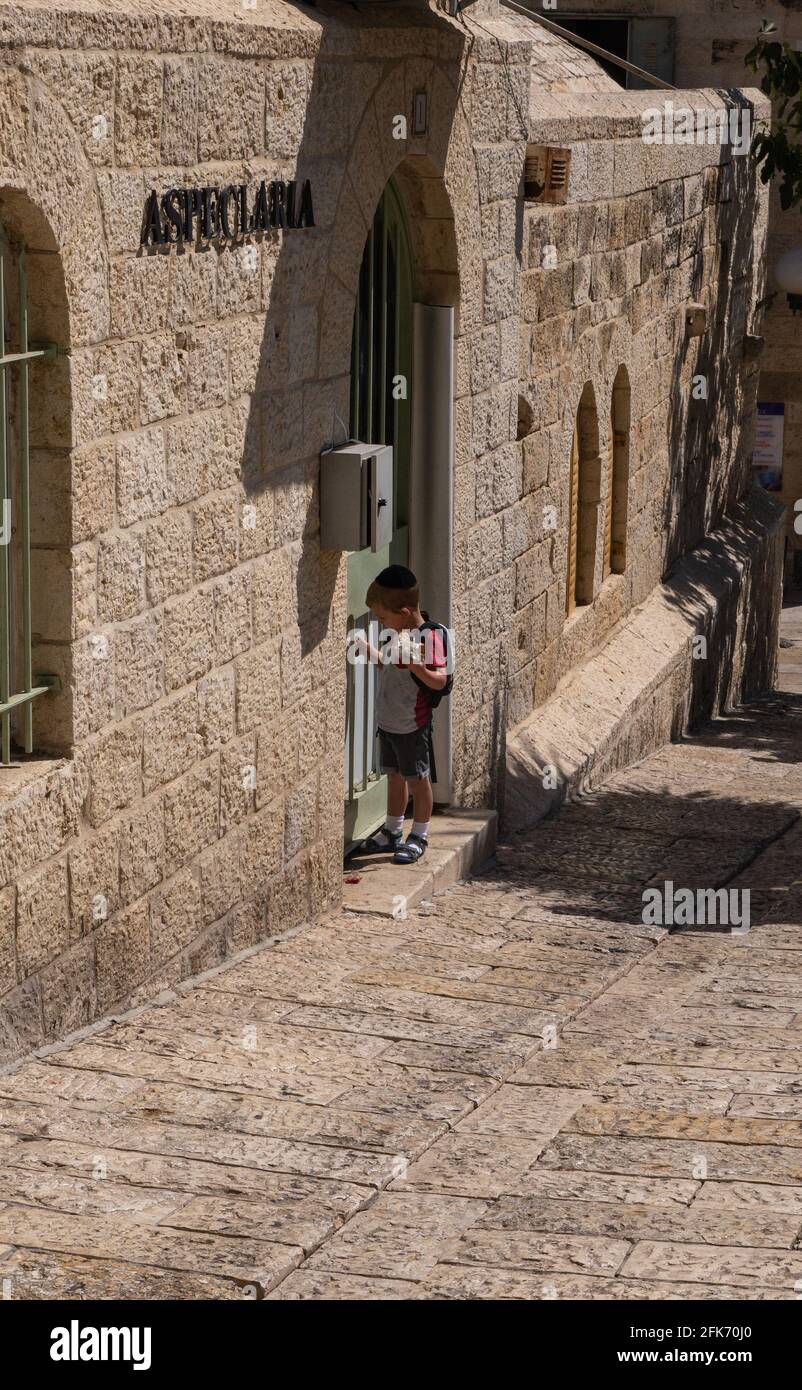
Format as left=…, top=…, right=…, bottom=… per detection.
left=358, top=826, right=403, bottom=856
left=393, top=832, right=428, bottom=864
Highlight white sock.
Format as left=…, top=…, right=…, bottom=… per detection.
left=370, top=818, right=403, bottom=847
left=411, top=819, right=430, bottom=841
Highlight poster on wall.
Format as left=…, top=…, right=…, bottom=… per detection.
left=752, top=402, right=785, bottom=491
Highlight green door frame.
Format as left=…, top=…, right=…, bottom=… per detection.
left=344, top=179, right=413, bottom=847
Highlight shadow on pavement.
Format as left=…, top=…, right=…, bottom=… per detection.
left=489, top=693, right=802, bottom=930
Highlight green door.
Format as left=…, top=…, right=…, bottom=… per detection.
left=344, top=180, right=413, bottom=847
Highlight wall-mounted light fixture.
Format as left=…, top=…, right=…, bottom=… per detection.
left=775, top=247, right=802, bottom=315
left=685, top=302, right=707, bottom=337
left=413, top=90, right=428, bottom=137
left=742, top=334, right=764, bottom=362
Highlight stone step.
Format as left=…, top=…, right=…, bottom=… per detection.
left=342, top=809, right=497, bottom=919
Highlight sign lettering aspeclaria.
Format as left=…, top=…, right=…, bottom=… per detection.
left=141, top=178, right=315, bottom=247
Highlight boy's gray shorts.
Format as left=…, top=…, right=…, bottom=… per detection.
left=378, top=726, right=431, bottom=780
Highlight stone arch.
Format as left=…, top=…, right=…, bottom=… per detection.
left=391, top=155, right=460, bottom=310
left=317, top=58, right=475, bottom=386
left=0, top=67, right=110, bottom=757
left=0, top=70, right=110, bottom=349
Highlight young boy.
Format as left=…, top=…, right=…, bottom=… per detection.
left=359, top=564, right=450, bottom=864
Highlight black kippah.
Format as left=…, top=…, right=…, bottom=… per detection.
left=376, top=564, right=417, bottom=589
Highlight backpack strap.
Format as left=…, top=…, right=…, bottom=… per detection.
left=427, top=718, right=438, bottom=786
left=409, top=620, right=452, bottom=698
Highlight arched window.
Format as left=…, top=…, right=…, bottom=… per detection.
left=605, top=365, right=630, bottom=577
left=0, top=215, right=64, bottom=764
left=566, top=382, right=601, bottom=614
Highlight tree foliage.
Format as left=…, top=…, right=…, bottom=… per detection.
left=746, top=23, right=802, bottom=211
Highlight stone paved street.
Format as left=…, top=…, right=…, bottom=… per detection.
left=1, top=613, right=802, bottom=1301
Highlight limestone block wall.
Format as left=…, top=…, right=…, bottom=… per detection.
left=0, top=0, right=773, bottom=1058
left=452, top=69, right=771, bottom=809
left=562, top=0, right=802, bottom=558
left=504, top=94, right=771, bottom=729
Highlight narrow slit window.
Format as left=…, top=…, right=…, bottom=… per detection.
left=567, top=382, right=601, bottom=612
left=610, top=365, right=631, bottom=575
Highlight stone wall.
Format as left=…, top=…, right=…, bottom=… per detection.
left=558, top=0, right=802, bottom=563
left=0, top=0, right=774, bottom=1059
left=500, top=90, right=772, bottom=731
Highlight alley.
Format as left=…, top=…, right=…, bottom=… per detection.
left=1, top=626, right=802, bottom=1301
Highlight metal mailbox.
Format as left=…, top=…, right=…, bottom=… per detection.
left=319, top=442, right=393, bottom=553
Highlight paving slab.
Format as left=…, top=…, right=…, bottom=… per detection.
left=0, top=1206, right=302, bottom=1294
left=501, top=1168, right=700, bottom=1206
left=566, top=1102, right=802, bottom=1148
left=474, top=1196, right=799, bottom=1248
left=693, top=1181, right=802, bottom=1212
left=267, top=1271, right=418, bottom=1300
left=0, top=1250, right=245, bottom=1301
left=455, top=1084, right=585, bottom=1138
left=392, top=1133, right=549, bottom=1198
left=416, top=1266, right=794, bottom=1300
left=443, top=1229, right=631, bottom=1277
left=619, top=1240, right=802, bottom=1290
left=303, top=1192, right=488, bottom=1280
left=537, top=1133, right=802, bottom=1184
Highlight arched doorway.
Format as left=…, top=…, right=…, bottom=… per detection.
left=344, top=178, right=414, bottom=845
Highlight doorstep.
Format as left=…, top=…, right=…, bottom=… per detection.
left=342, top=808, right=497, bottom=917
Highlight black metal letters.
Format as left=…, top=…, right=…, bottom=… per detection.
left=141, top=178, right=315, bottom=248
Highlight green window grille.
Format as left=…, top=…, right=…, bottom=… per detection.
left=0, top=229, right=57, bottom=765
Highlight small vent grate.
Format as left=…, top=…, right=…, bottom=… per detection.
left=548, top=157, right=569, bottom=190
left=524, top=145, right=572, bottom=205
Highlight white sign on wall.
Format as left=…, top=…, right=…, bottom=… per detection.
left=752, top=402, right=784, bottom=491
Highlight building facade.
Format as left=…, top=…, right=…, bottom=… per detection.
left=0, top=0, right=781, bottom=1059
left=538, top=0, right=802, bottom=571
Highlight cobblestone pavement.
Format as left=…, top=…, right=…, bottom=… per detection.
left=1, top=613, right=802, bottom=1300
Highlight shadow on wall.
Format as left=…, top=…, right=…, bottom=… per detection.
left=236, top=5, right=463, bottom=679
left=659, top=484, right=784, bottom=730
left=663, top=91, right=764, bottom=570
left=661, top=91, right=782, bottom=720
left=493, top=692, right=802, bottom=930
